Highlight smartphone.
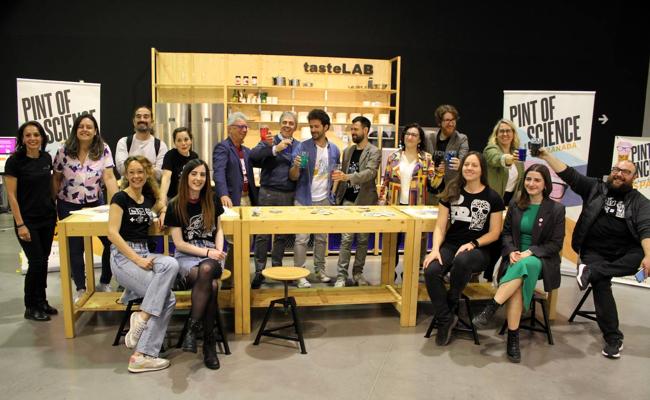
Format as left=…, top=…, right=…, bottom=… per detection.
left=635, top=268, right=647, bottom=283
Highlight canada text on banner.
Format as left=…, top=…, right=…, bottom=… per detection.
left=16, top=78, right=101, bottom=147
left=503, top=91, right=595, bottom=207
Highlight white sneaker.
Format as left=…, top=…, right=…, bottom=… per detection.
left=125, top=312, right=148, bottom=349
left=297, top=278, right=312, bottom=288
left=334, top=276, right=346, bottom=288
left=73, top=289, right=86, bottom=304
left=128, top=354, right=170, bottom=373
left=314, top=271, right=331, bottom=283
left=353, top=273, right=370, bottom=286
left=96, top=283, right=113, bottom=292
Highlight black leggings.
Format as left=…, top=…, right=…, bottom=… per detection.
left=423, top=242, right=490, bottom=321
left=186, top=259, right=223, bottom=328
left=17, top=220, right=56, bottom=307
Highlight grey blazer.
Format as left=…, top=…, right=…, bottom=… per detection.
left=335, top=143, right=381, bottom=205
left=424, top=128, right=469, bottom=185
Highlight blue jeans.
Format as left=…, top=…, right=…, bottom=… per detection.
left=110, top=242, right=179, bottom=357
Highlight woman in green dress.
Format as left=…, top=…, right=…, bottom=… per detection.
left=472, top=163, right=565, bottom=363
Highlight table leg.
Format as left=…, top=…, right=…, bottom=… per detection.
left=83, top=237, right=95, bottom=301
left=237, top=222, right=251, bottom=334
left=381, top=232, right=396, bottom=286
left=400, top=219, right=418, bottom=327
left=58, top=224, right=75, bottom=338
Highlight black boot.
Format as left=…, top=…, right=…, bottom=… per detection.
left=472, top=299, right=501, bottom=329
left=24, top=307, right=50, bottom=322
left=507, top=329, right=521, bottom=363
left=182, top=318, right=202, bottom=353
left=203, top=328, right=220, bottom=370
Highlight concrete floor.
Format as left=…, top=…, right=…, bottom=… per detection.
left=0, top=213, right=648, bottom=400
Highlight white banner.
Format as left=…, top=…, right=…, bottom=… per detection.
left=16, top=78, right=101, bottom=155
left=504, top=90, right=595, bottom=207
left=611, top=136, right=650, bottom=288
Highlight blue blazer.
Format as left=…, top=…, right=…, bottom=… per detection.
left=212, top=137, right=258, bottom=206
left=291, top=138, right=340, bottom=205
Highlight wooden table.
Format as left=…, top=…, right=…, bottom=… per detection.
left=237, top=205, right=417, bottom=334
left=401, top=205, right=558, bottom=320
left=57, top=208, right=240, bottom=338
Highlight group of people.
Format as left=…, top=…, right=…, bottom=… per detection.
left=7, top=103, right=649, bottom=373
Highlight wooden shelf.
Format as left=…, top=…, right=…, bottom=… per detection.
left=250, top=285, right=402, bottom=307
left=156, top=84, right=224, bottom=89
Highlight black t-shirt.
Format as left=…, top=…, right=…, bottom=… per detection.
left=344, top=149, right=363, bottom=202
left=161, top=149, right=199, bottom=199
left=440, top=186, right=505, bottom=247
left=165, top=196, right=225, bottom=243
left=583, top=192, right=636, bottom=256
left=111, top=191, right=155, bottom=242
left=4, top=152, right=56, bottom=226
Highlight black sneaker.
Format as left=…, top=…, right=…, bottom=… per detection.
left=251, top=273, right=265, bottom=289
left=602, top=339, right=623, bottom=359
left=576, top=264, right=590, bottom=291
left=435, top=314, right=458, bottom=346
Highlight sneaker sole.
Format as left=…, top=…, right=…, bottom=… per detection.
left=576, top=264, right=588, bottom=290
left=128, top=363, right=170, bottom=373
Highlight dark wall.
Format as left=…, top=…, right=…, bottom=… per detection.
left=2, top=1, right=648, bottom=177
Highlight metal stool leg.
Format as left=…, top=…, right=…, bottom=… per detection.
left=214, top=304, right=231, bottom=355
left=463, top=297, right=480, bottom=345
left=539, top=298, right=554, bottom=345
left=288, top=296, right=307, bottom=354
left=113, top=300, right=137, bottom=346
left=569, top=287, right=595, bottom=322
left=253, top=300, right=276, bottom=346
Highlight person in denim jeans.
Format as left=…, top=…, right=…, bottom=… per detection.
left=108, top=155, right=178, bottom=373
left=166, top=159, right=226, bottom=369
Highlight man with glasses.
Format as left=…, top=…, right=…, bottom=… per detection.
left=249, top=112, right=299, bottom=288
left=424, top=105, right=469, bottom=205
left=213, top=112, right=259, bottom=280
left=539, top=148, right=650, bottom=359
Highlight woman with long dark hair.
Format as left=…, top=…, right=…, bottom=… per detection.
left=423, top=151, right=505, bottom=346
left=166, top=158, right=226, bottom=369
left=472, top=164, right=565, bottom=362
left=108, top=156, right=179, bottom=373
left=5, top=121, right=57, bottom=321
left=52, top=114, right=119, bottom=300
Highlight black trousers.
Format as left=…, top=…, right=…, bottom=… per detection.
left=17, top=220, right=56, bottom=307
left=423, top=242, right=491, bottom=321
left=580, top=246, right=643, bottom=342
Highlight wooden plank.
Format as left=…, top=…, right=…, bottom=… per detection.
left=250, top=286, right=400, bottom=308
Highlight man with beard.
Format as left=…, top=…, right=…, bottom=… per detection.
left=115, top=106, right=168, bottom=180
left=249, top=111, right=300, bottom=289
left=539, top=148, right=650, bottom=359
left=332, top=116, right=381, bottom=287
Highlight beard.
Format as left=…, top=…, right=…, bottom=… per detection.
left=607, top=176, right=633, bottom=195
left=352, top=134, right=363, bottom=144
left=135, top=123, right=151, bottom=133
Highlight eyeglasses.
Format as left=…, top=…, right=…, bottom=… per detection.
left=498, top=128, right=513, bottom=134
left=231, top=124, right=249, bottom=130
left=611, top=167, right=633, bottom=176
left=550, top=181, right=568, bottom=201
left=404, top=131, right=419, bottom=137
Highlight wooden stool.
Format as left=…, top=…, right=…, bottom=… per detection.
left=253, top=267, right=309, bottom=354
left=177, top=269, right=232, bottom=355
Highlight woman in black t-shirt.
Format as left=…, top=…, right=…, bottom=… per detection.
left=107, top=155, right=179, bottom=373
left=5, top=121, right=57, bottom=322
left=159, top=127, right=199, bottom=210
left=166, top=158, right=226, bottom=370
left=423, top=151, right=505, bottom=346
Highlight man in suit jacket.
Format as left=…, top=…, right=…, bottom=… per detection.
left=212, top=112, right=259, bottom=280
left=332, top=116, right=381, bottom=287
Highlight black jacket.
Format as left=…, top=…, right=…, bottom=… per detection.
left=558, top=166, right=650, bottom=253
left=498, top=198, right=566, bottom=292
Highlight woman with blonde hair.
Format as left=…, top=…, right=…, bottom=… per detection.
left=483, top=119, right=524, bottom=203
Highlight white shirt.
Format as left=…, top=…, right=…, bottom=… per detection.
left=115, top=134, right=168, bottom=180
left=311, top=144, right=329, bottom=202
left=505, top=163, right=519, bottom=193
left=399, top=153, right=417, bottom=205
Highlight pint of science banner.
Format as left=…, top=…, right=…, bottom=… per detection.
left=503, top=91, right=595, bottom=207
left=16, top=78, right=101, bottom=157
left=611, top=136, right=650, bottom=288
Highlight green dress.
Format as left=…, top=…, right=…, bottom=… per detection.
left=499, top=204, right=543, bottom=311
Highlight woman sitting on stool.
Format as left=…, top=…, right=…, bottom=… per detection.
left=166, top=159, right=226, bottom=370
left=423, top=151, right=505, bottom=346
left=472, top=163, right=565, bottom=363
left=108, top=156, right=179, bottom=373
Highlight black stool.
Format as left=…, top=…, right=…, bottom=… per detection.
left=253, top=267, right=308, bottom=354
left=113, top=297, right=143, bottom=346
left=499, top=291, right=554, bottom=345
left=176, top=269, right=232, bottom=355
left=425, top=294, right=480, bottom=345
left=568, top=286, right=597, bottom=322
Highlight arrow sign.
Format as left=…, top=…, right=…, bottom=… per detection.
left=598, top=114, right=608, bottom=124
